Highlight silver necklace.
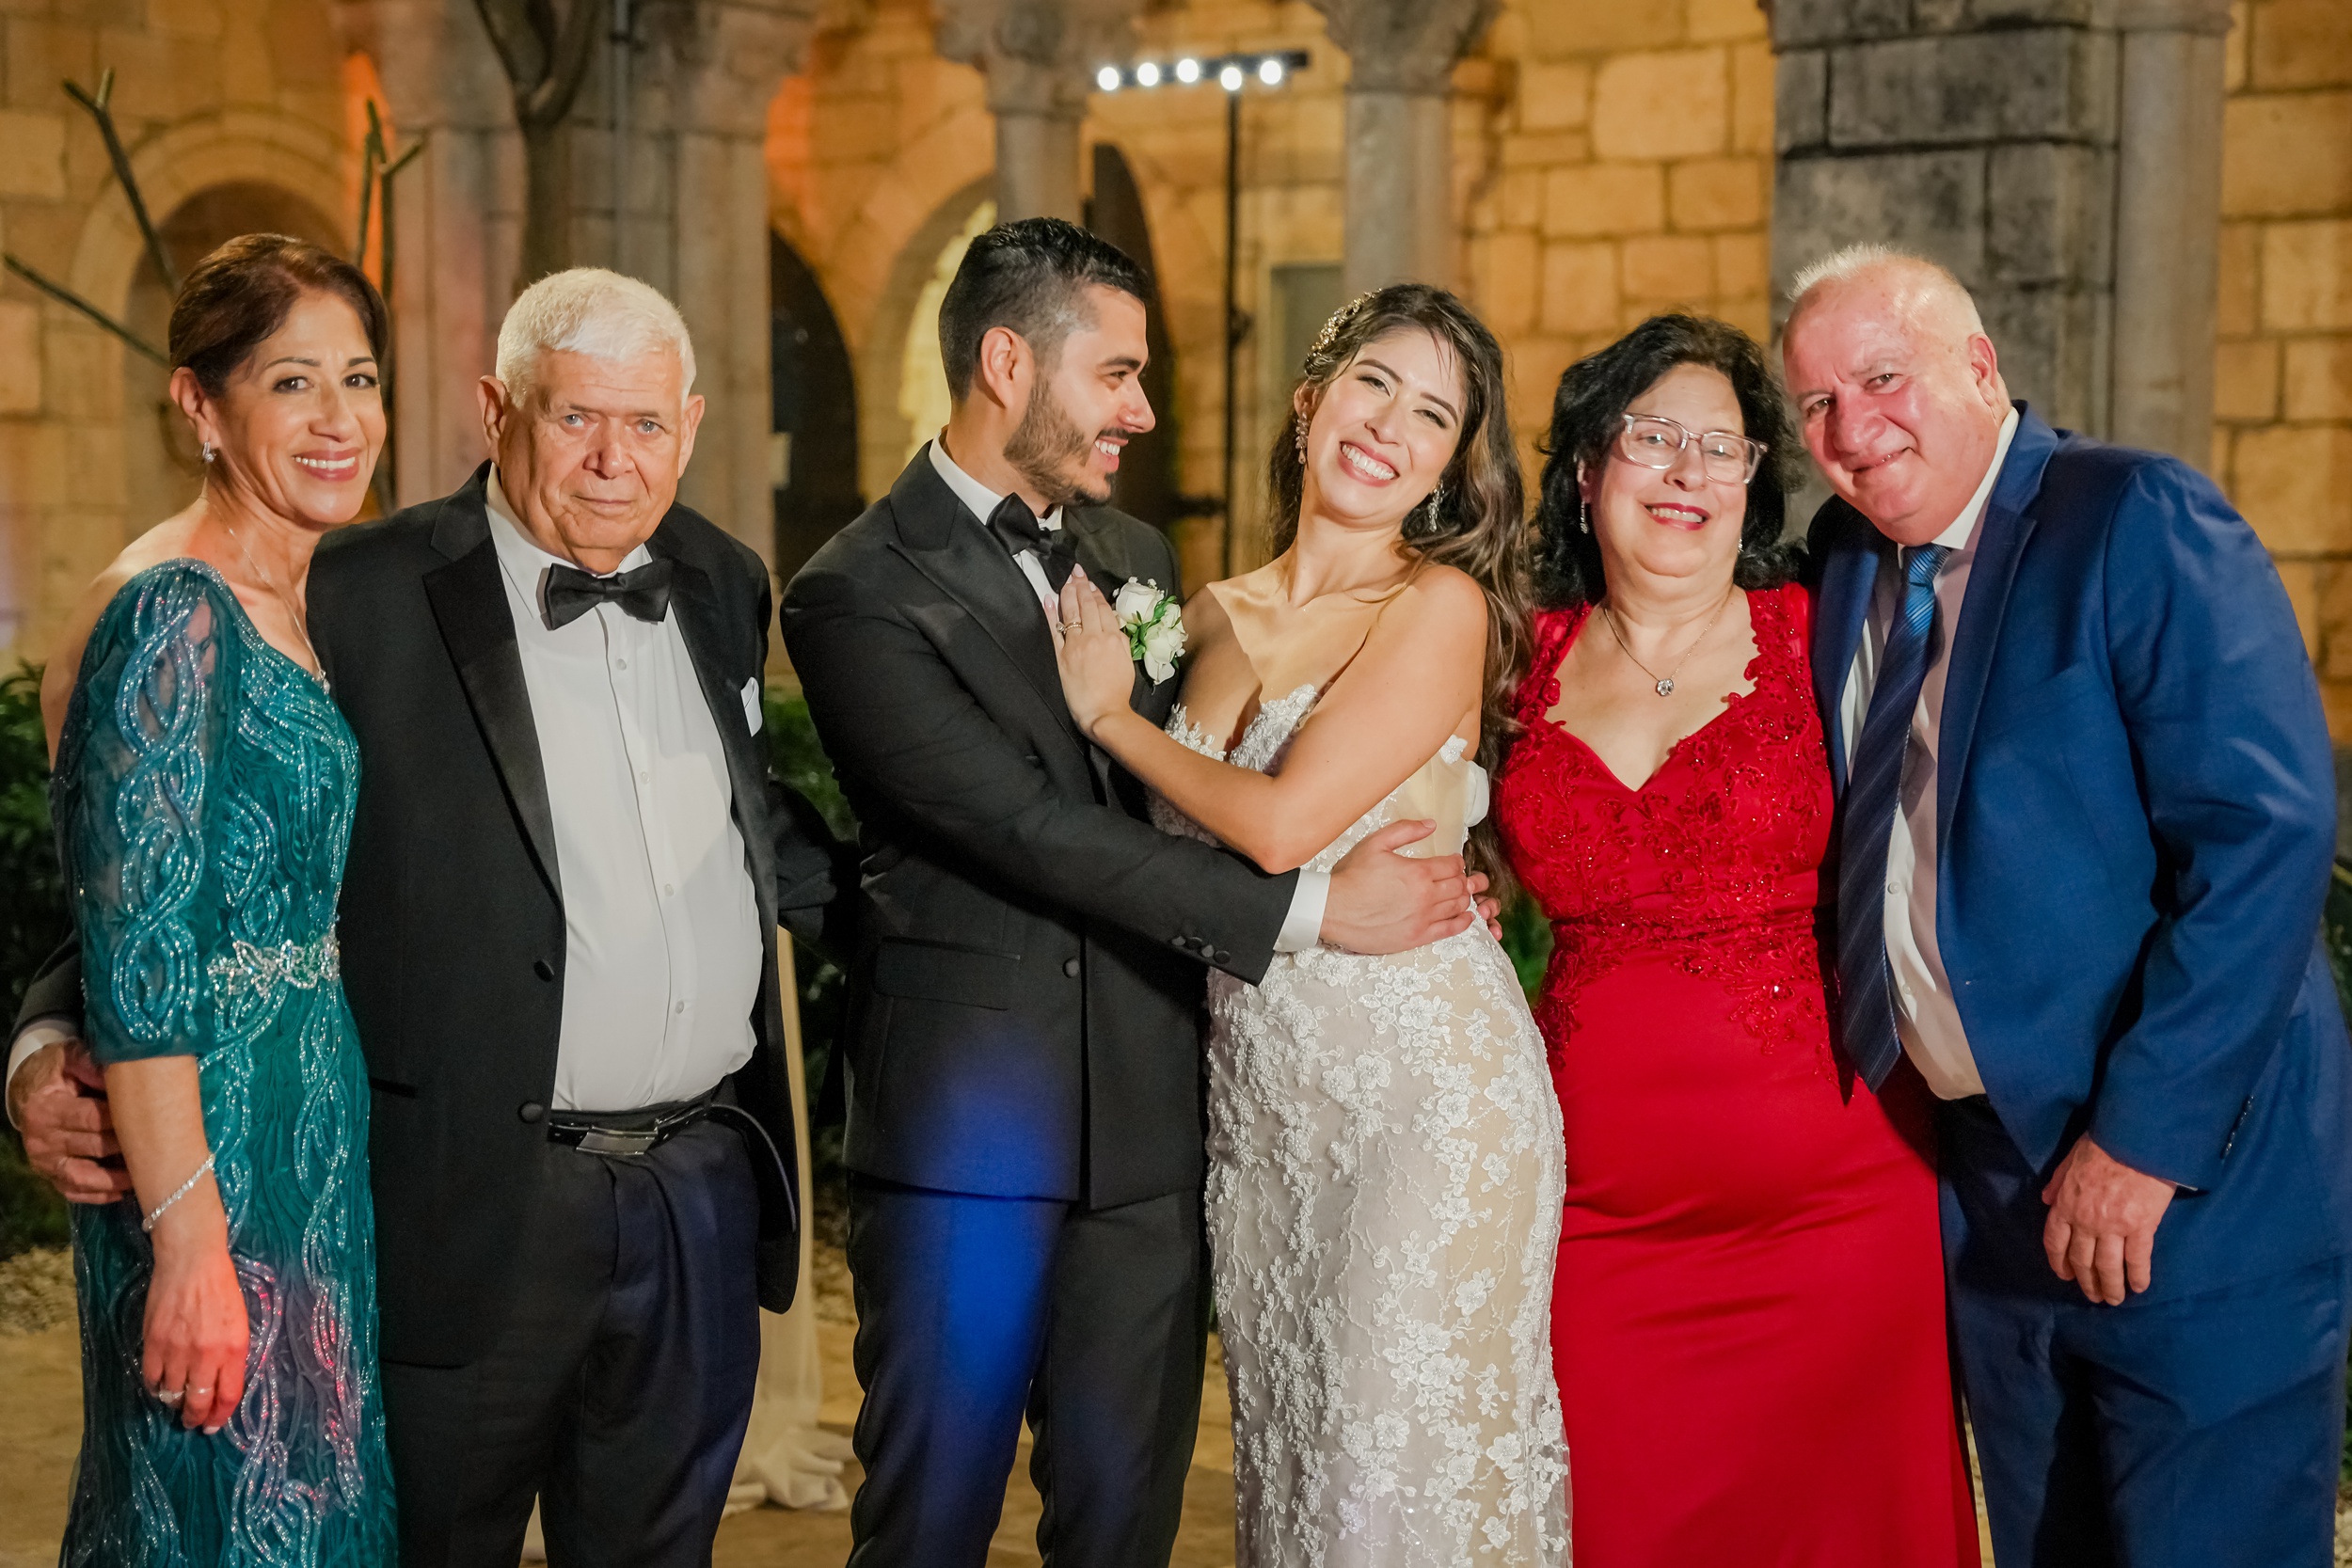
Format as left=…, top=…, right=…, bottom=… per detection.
left=218, top=515, right=328, bottom=689
left=1600, top=585, right=1736, bottom=698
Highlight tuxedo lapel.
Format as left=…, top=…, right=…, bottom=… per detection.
left=421, top=469, right=563, bottom=899
left=1810, top=504, right=1882, bottom=799
left=653, top=533, right=779, bottom=931
left=887, top=454, right=1088, bottom=752
left=1933, top=406, right=2061, bottom=849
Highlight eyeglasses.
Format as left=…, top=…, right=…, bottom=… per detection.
left=1615, top=414, right=1766, bottom=484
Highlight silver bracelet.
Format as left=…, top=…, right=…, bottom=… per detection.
left=141, top=1153, right=215, bottom=1233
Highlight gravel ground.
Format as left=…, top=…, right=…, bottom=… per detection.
left=6, top=1238, right=2348, bottom=1562
left=0, top=1248, right=72, bottom=1336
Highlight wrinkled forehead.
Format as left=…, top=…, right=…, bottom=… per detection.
left=524, top=344, right=689, bottom=409
left=1783, top=291, right=1941, bottom=388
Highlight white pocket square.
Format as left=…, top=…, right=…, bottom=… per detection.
left=741, top=676, right=764, bottom=736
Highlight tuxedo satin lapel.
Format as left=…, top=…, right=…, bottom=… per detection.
left=890, top=461, right=1084, bottom=746
left=421, top=528, right=564, bottom=900
left=1811, top=511, right=1881, bottom=799
left=659, top=546, right=779, bottom=930
left=1934, top=413, right=2060, bottom=850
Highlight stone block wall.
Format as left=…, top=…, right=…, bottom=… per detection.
left=2213, top=0, right=2352, bottom=730
left=0, top=0, right=358, bottom=663
left=1771, top=0, right=2121, bottom=431
left=765, top=0, right=1780, bottom=592
left=1467, top=0, right=1778, bottom=492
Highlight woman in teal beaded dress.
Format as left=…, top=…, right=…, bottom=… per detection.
left=40, top=234, right=397, bottom=1565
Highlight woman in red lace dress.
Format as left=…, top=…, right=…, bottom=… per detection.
left=1494, top=315, right=1979, bottom=1565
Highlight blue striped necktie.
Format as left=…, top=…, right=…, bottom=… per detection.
left=1836, top=544, right=1950, bottom=1091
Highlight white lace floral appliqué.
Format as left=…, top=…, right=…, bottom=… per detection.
left=1154, top=685, right=1571, bottom=1568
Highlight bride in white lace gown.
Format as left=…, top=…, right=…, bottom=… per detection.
left=1054, top=286, right=1569, bottom=1568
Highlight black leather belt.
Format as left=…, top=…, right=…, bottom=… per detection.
left=546, top=1087, right=719, bottom=1157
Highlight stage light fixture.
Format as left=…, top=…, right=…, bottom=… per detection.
left=1217, top=62, right=1245, bottom=90
left=1097, top=65, right=1122, bottom=90
left=1136, top=60, right=1161, bottom=87
left=1258, top=57, right=1283, bottom=85
left=1175, top=57, right=1201, bottom=84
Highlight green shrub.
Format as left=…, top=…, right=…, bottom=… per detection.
left=763, top=690, right=856, bottom=1195
left=2328, top=861, right=2352, bottom=1481
left=0, top=662, right=70, bottom=1259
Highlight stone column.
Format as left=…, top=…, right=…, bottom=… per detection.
left=1311, top=0, right=1496, bottom=295
left=2110, top=0, right=2233, bottom=464
left=633, top=0, right=818, bottom=575
left=936, top=0, right=1139, bottom=224
left=1772, top=0, right=2121, bottom=432
left=333, top=0, right=525, bottom=502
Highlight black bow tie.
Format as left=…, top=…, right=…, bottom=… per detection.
left=544, top=559, right=675, bottom=629
left=984, top=494, right=1079, bottom=593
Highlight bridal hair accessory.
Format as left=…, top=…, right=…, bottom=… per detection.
left=1304, top=291, right=1379, bottom=373
left=142, top=1151, right=215, bottom=1232
left=1112, top=578, right=1187, bottom=683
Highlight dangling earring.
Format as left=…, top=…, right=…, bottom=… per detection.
left=1293, top=414, right=1308, bottom=464
left=1577, top=493, right=1589, bottom=534
left=201, top=441, right=215, bottom=465
left=1419, top=483, right=1447, bottom=535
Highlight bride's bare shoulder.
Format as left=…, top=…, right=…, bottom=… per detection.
left=1387, top=562, right=1489, bottom=632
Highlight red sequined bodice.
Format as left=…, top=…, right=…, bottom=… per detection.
left=1495, top=582, right=1836, bottom=1065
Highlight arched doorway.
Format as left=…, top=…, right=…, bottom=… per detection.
left=119, top=183, right=346, bottom=537
left=771, top=234, right=863, bottom=587
left=1086, top=143, right=1182, bottom=531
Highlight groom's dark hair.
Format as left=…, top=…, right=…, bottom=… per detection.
left=938, top=217, right=1150, bottom=402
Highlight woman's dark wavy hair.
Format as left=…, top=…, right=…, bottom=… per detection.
left=1534, top=313, right=1801, bottom=610
left=1264, top=283, right=1531, bottom=879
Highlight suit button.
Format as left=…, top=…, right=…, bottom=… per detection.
left=1170, top=936, right=1188, bottom=948
left=1213, top=949, right=1231, bottom=964
left=518, top=1101, right=546, bottom=1124
left=532, top=958, right=556, bottom=981
left=1063, top=958, right=1081, bottom=978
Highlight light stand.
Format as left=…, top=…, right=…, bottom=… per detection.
left=1093, top=49, right=1309, bottom=578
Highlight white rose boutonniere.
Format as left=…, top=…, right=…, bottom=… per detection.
left=1112, top=577, right=1188, bottom=684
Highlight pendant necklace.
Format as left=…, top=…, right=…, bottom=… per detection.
left=1600, top=583, right=1736, bottom=698
left=219, top=514, right=329, bottom=690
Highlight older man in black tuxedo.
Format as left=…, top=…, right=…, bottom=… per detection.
left=11, top=267, right=840, bottom=1568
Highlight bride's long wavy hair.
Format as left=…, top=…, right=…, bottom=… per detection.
left=1264, top=284, right=1532, bottom=879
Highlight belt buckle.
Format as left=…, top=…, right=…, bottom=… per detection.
left=577, top=1127, right=659, bottom=1156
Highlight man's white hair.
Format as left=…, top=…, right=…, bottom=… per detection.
left=1787, top=242, right=1985, bottom=335
left=496, top=267, right=697, bottom=400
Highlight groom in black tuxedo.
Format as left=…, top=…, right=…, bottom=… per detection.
left=783, top=218, right=1487, bottom=1567
left=10, top=270, right=839, bottom=1568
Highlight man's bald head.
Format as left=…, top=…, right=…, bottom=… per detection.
left=1780, top=244, right=2011, bottom=546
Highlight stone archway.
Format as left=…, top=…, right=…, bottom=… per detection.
left=850, top=179, right=995, bottom=499
left=771, top=233, right=864, bottom=587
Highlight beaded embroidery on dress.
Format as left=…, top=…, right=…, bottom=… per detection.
left=51, top=561, right=396, bottom=1567
left=1152, top=684, right=1570, bottom=1568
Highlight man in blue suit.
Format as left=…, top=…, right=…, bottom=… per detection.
left=1784, top=244, right=2352, bottom=1566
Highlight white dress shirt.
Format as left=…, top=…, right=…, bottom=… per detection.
left=1837, top=407, right=2019, bottom=1101
left=485, top=472, right=766, bottom=1112
left=927, top=436, right=1329, bottom=952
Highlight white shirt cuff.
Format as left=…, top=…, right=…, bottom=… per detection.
left=7, top=1019, right=77, bottom=1131
left=1273, top=870, right=1330, bottom=954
